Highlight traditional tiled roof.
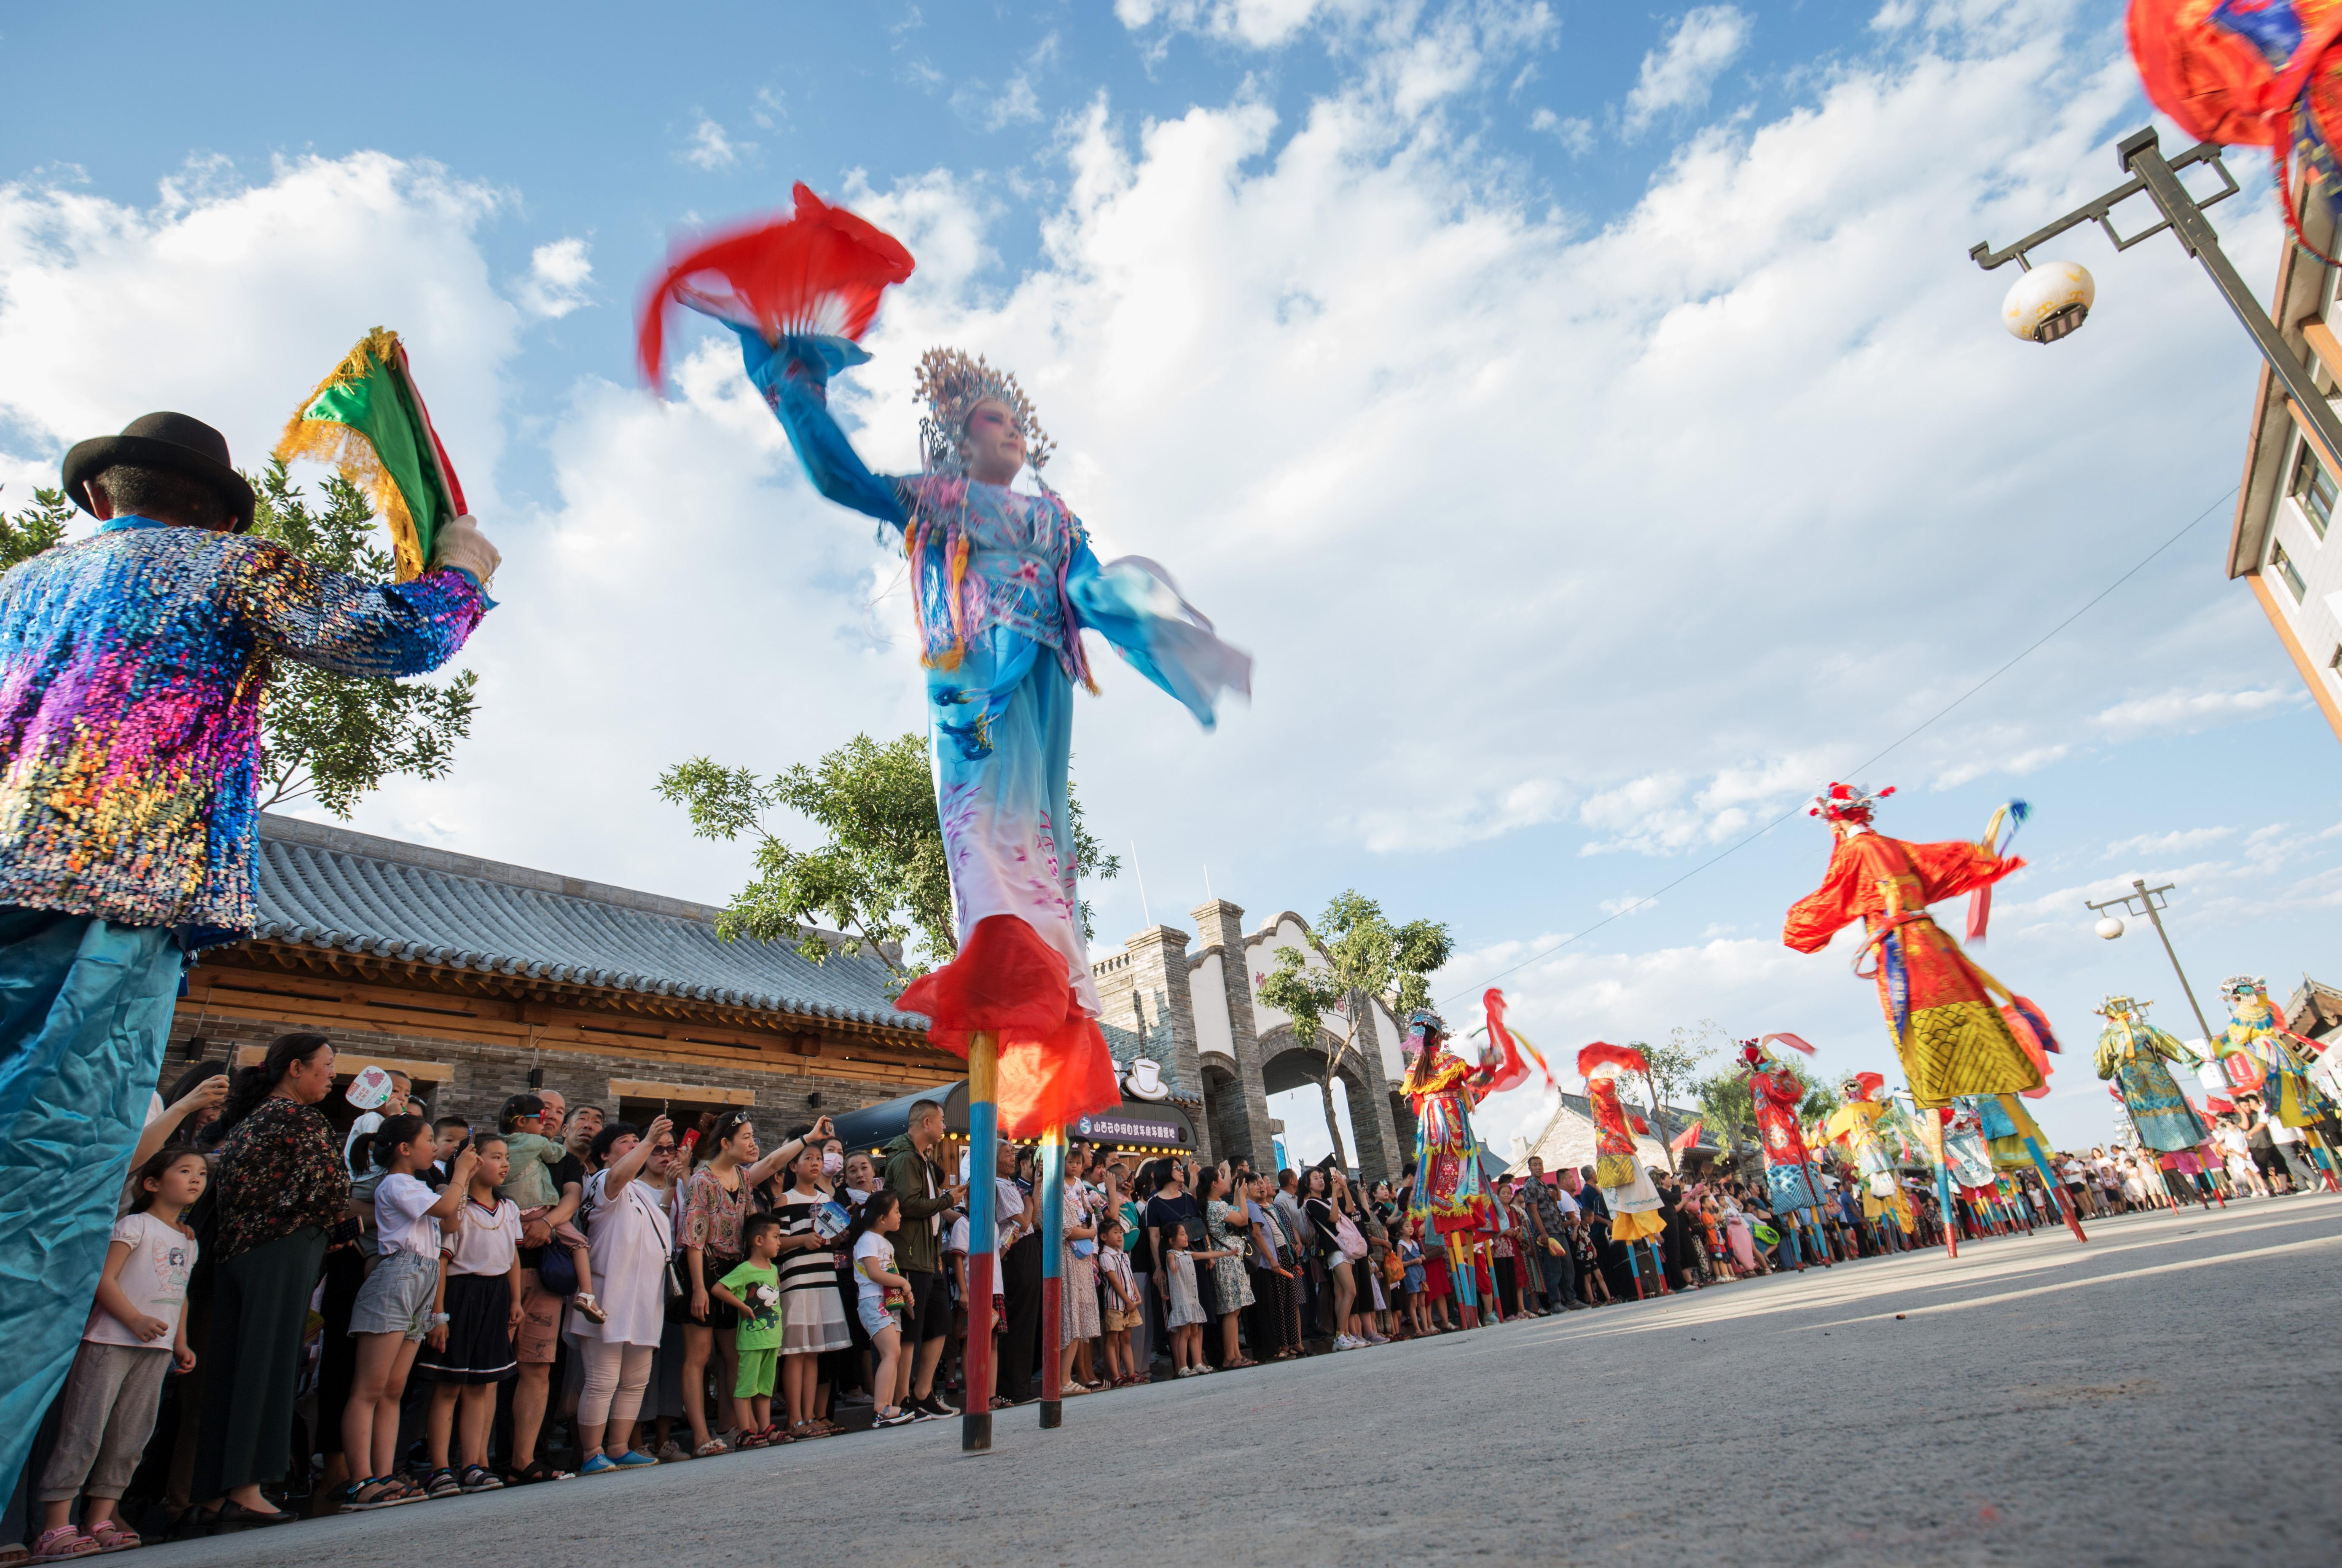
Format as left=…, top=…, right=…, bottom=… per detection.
left=247, top=814, right=926, bottom=1032
left=1504, top=1091, right=1719, bottom=1175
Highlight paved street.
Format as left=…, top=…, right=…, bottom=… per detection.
left=144, top=1197, right=2342, bottom=1567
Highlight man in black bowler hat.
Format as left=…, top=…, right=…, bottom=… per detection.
left=0, top=410, right=501, bottom=1510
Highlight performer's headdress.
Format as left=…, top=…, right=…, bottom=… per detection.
left=1402, top=1007, right=1445, bottom=1061
left=1808, top=781, right=1893, bottom=832
left=1738, top=1034, right=1815, bottom=1073
left=2094, top=994, right=2147, bottom=1020
left=915, top=348, right=1055, bottom=476
left=1576, top=1042, right=1647, bottom=1082
left=1838, top=1071, right=1885, bottom=1103
left=2218, top=975, right=2267, bottom=1005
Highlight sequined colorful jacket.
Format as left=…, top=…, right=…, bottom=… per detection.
left=0, top=518, right=488, bottom=944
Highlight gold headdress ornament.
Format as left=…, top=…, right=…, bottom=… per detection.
left=914, top=347, right=1054, bottom=476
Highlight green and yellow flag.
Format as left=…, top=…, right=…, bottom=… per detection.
left=275, top=328, right=467, bottom=581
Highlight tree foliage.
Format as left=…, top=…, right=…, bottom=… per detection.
left=1256, top=889, right=1452, bottom=1172
left=0, top=486, right=72, bottom=571
left=657, top=731, right=1120, bottom=981
left=249, top=463, right=478, bottom=816
left=1627, top=1019, right=1722, bottom=1173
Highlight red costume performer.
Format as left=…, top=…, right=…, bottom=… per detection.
left=1782, top=784, right=2046, bottom=1109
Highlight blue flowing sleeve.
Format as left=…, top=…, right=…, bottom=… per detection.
left=1064, top=542, right=1252, bottom=730
left=733, top=328, right=909, bottom=532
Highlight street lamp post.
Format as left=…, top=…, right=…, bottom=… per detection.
left=1970, top=127, right=2342, bottom=471
left=2086, top=877, right=2217, bottom=1043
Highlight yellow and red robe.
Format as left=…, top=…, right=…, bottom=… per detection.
left=1585, top=1076, right=1667, bottom=1243
left=1783, top=829, right=2044, bottom=1108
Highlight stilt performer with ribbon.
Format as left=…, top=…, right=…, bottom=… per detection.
left=1824, top=1073, right=1916, bottom=1249
left=1402, top=1005, right=1504, bottom=1328
left=1578, top=1044, right=1671, bottom=1297
left=1781, top=784, right=2084, bottom=1242
left=2093, top=995, right=2225, bottom=1204
left=2209, top=977, right=2341, bottom=1190
left=1736, top=1037, right=1833, bottom=1271
left=638, top=186, right=1250, bottom=1448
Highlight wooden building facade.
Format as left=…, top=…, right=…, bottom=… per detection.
left=166, top=815, right=962, bottom=1141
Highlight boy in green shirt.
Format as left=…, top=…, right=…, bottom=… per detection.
left=712, top=1214, right=786, bottom=1443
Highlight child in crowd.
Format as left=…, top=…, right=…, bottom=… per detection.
left=32, top=1150, right=205, bottom=1559
left=1573, top=1213, right=1615, bottom=1303
left=1367, top=1221, right=1399, bottom=1340
left=1095, top=1216, right=1141, bottom=1387
left=848, top=1192, right=917, bottom=1426
left=942, top=1208, right=970, bottom=1399
left=1163, top=1220, right=1228, bottom=1377
left=494, top=1093, right=604, bottom=1323
left=1399, top=1219, right=1428, bottom=1337
left=427, top=1116, right=470, bottom=1187
left=713, top=1214, right=787, bottom=1447
left=414, top=1133, right=523, bottom=1497
left=341, top=1114, right=471, bottom=1511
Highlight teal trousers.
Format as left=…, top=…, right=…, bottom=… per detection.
left=0, top=906, right=182, bottom=1504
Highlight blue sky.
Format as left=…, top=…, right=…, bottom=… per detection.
left=4, top=0, right=2335, bottom=1160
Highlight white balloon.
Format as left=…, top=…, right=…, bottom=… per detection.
left=2002, top=261, right=2095, bottom=342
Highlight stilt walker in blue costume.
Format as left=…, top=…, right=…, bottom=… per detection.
left=0, top=411, right=497, bottom=1500
left=638, top=187, right=1249, bottom=1442
left=2092, top=995, right=2220, bottom=1205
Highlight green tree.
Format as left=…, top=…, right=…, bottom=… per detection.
left=0, top=486, right=72, bottom=571
left=1628, top=1019, right=1721, bottom=1174
left=1255, top=890, right=1452, bottom=1173
left=248, top=462, right=479, bottom=815
left=1695, top=1069, right=1756, bottom=1168
left=658, top=732, right=1120, bottom=982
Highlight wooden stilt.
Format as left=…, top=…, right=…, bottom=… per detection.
left=1935, top=1163, right=1958, bottom=1259
left=1039, top=1128, right=1065, bottom=1430
left=962, top=1031, right=998, bottom=1454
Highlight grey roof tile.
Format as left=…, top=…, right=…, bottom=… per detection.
left=248, top=814, right=928, bottom=1033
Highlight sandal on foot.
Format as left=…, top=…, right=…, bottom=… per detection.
left=82, top=1522, right=139, bottom=1555
left=693, top=1437, right=731, bottom=1458
left=338, top=1477, right=399, bottom=1512
left=28, top=1528, right=98, bottom=1563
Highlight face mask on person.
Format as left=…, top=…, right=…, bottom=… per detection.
left=822, top=1150, right=844, bottom=1176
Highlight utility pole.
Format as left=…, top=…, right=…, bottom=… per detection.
left=2087, top=878, right=2216, bottom=1043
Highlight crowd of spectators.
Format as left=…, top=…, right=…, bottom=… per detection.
left=7, top=1032, right=2321, bottom=1560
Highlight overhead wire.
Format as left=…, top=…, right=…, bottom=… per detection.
left=1440, top=482, right=2242, bottom=1007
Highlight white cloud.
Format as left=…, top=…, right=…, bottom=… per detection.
left=2105, top=826, right=2235, bottom=858
left=514, top=236, right=593, bottom=320
left=1624, top=5, right=1751, bottom=136
left=750, top=88, right=787, bottom=130
left=2092, top=685, right=2299, bottom=738
left=1530, top=107, right=1596, bottom=156
left=0, top=153, right=516, bottom=502
left=682, top=115, right=743, bottom=171
left=1115, top=0, right=1338, bottom=48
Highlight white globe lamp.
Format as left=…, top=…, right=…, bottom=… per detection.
left=2095, top=915, right=2125, bottom=940
left=2003, top=260, right=2095, bottom=344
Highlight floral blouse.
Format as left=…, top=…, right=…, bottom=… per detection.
left=213, top=1097, right=350, bottom=1260
left=680, top=1164, right=749, bottom=1261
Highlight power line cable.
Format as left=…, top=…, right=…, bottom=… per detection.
left=1441, top=483, right=2240, bottom=1006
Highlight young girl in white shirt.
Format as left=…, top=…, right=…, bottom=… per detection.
left=849, top=1192, right=916, bottom=1427
left=32, top=1149, right=206, bottom=1560
left=341, top=1114, right=472, bottom=1510
left=415, top=1133, right=524, bottom=1496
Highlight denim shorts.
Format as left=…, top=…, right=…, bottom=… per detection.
left=350, top=1249, right=439, bottom=1341
left=855, top=1295, right=900, bottom=1338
